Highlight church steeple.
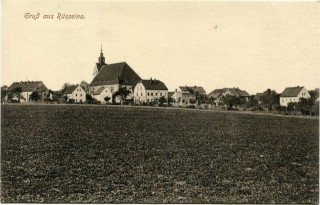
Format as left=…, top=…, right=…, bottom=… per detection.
left=98, top=45, right=106, bottom=66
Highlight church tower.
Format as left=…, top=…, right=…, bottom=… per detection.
left=93, top=45, right=106, bottom=78
left=98, top=45, right=106, bottom=66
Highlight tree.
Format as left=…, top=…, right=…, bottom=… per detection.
left=312, top=101, right=319, bottom=116
left=196, top=93, right=208, bottom=105
left=61, top=83, right=71, bottom=93
left=1, top=85, right=8, bottom=103
left=287, top=102, right=297, bottom=113
left=11, top=86, right=23, bottom=102
left=243, top=97, right=260, bottom=110
left=158, top=96, right=166, bottom=106
left=259, top=89, right=279, bottom=111
left=104, top=96, right=111, bottom=103
left=189, top=98, right=197, bottom=104
left=80, top=80, right=90, bottom=94
left=30, top=91, right=41, bottom=102
left=221, top=94, right=241, bottom=109
left=309, top=89, right=319, bottom=102
left=112, top=87, right=130, bottom=104
left=297, top=98, right=313, bottom=115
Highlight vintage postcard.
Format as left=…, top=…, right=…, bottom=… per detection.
left=1, top=0, right=319, bottom=203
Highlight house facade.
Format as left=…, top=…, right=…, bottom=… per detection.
left=171, top=86, right=205, bottom=107
left=134, top=78, right=168, bottom=104
left=280, top=86, right=310, bottom=107
left=8, top=81, right=48, bottom=103
left=64, top=85, right=86, bottom=103
left=92, top=87, right=112, bottom=104
left=90, top=47, right=142, bottom=103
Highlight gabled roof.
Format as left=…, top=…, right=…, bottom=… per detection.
left=90, top=62, right=141, bottom=86
left=182, top=92, right=196, bottom=98
left=281, top=86, right=305, bottom=97
left=168, top=91, right=174, bottom=98
left=93, top=87, right=106, bottom=95
left=8, top=81, right=47, bottom=92
left=208, top=89, right=226, bottom=99
left=225, top=88, right=250, bottom=97
left=64, top=85, right=79, bottom=94
left=208, top=87, right=250, bottom=98
left=179, top=86, right=206, bottom=94
left=254, top=92, right=264, bottom=100
left=140, top=79, right=168, bottom=90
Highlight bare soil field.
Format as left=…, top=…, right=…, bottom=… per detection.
left=1, top=104, right=318, bottom=203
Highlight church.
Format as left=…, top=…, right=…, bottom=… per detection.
left=90, top=47, right=142, bottom=103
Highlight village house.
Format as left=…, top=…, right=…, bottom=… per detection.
left=133, top=78, right=168, bottom=104
left=171, top=86, right=206, bottom=107
left=90, top=47, right=142, bottom=103
left=92, top=87, right=112, bottom=104
left=280, top=86, right=310, bottom=107
left=207, top=87, right=250, bottom=106
left=64, top=85, right=86, bottom=103
left=7, top=81, right=48, bottom=103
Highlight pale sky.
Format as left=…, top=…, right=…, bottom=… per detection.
left=2, top=1, right=319, bottom=94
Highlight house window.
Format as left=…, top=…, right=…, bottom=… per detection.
left=81, top=94, right=82, bottom=97
left=156, top=93, right=158, bottom=96
left=151, top=93, right=153, bottom=96
left=137, top=93, right=138, bottom=96
left=76, top=94, right=77, bottom=97
left=160, top=93, right=162, bottom=96
left=141, top=93, right=142, bottom=96
left=148, top=92, right=150, bottom=96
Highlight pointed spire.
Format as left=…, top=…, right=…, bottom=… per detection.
left=98, top=45, right=106, bottom=66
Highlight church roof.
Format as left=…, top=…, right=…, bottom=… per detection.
left=90, top=62, right=141, bottom=86
left=140, top=79, right=168, bottom=90
left=8, top=81, right=47, bottom=92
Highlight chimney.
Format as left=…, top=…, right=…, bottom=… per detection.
left=150, top=78, right=152, bottom=83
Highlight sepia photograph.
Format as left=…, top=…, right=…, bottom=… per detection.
left=1, top=0, right=319, bottom=203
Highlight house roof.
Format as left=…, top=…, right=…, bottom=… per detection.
left=140, top=79, right=168, bottom=90
left=93, top=87, right=106, bottom=95
left=90, top=62, right=141, bottom=86
left=64, top=85, right=79, bottom=94
left=254, top=92, right=264, bottom=100
left=179, top=86, right=206, bottom=94
left=182, top=92, right=196, bottom=98
left=8, top=81, right=47, bottom=92
left=208, top=89, right=225, bottom=99
left=281, top=86, right=305, bottom=97
left=168, top=91, right=174, bottom=98
left=208, top=87, right=250, bottom=98
left=226, top=88, right=250, bottom=97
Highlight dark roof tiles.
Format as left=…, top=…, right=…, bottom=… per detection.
left=8, top=81, right=47, bottom=92
left=140, top=79, right=168, bottom=90
left=179, top=86, right=206, bottom=94
left=281, top=86, right=305, bottom=97
left=90, top=62, right=141, bottom=86
left=64, top=85, right=79, bottom=94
